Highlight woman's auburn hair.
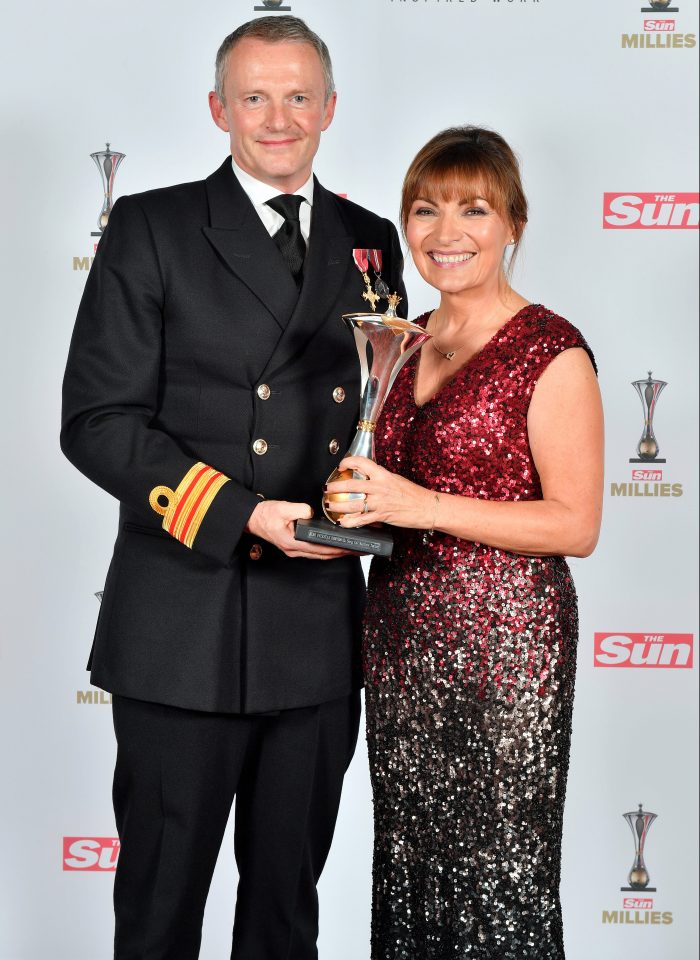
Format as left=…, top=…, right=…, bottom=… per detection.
left=400, top=126, right=529, bottom=246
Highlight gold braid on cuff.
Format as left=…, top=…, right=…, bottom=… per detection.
left=149, top=462, right=230, bottom=549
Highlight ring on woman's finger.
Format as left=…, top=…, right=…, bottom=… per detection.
left=362, top=499, right=370, bottom=514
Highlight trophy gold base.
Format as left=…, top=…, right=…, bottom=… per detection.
left=294, top=517, right=393, bottom=558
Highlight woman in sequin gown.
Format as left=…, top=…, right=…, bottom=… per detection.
left=326, top=128, right=604, bottom=959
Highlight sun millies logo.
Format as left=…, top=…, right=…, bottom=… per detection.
left=609, top=370, right=684, bottom=499
left=623, top=897, right=654, bottom=909
left=601, top=804, right=674, bottom=926
left=603, top=193, right=699, bottom=229
left=603, top=904, right=673, bottom=925
left=63, top=837, right=120, bottom=871
left=622, top=1, right=694, bottom=48
left=644, top=18, right=675, bottom=29
left=76, top=689, right=112, bottom=704
left=593, top=633, right=694, bottom=668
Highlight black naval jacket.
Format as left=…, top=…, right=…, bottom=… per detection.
left=61, top=158, right=406, bottom=715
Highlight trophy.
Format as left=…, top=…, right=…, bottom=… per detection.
left=295, top=294, right=432, bottom=557
left=644, top=1, right=678, bottom=11
left=90, top=142, right=126, bottom=237
left=254, top=1, right=291, bottom=10
left=629, top=371, right=667, bottom=463
left=621, top=804, right=657, bottom=891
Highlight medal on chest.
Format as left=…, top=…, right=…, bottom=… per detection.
left=352, top=248, right=390, bottom=312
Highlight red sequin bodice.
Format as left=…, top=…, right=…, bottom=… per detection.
left=376, top=303, right=593, bottom=527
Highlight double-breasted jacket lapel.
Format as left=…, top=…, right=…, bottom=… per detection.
left=260, top=178, right=352, bottom=381
left=202, top=162, right=367, bottom=380
left=202, top=160, right=299, bottom=331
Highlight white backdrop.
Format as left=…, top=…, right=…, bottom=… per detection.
left=1, top=1, right=698, bottom=957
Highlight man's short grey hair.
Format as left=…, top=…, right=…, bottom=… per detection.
left=214, top=16, right=335, bottom=104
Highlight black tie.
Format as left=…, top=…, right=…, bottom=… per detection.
left=266, top=194, right=306, bottom=287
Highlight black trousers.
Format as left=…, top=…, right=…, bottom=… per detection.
left=111, top=691, right=361, bottom=960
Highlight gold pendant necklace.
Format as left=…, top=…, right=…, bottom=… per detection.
left=432, top=341, right=457, bottom=361
left=431, top=310, right=462, bottom=362
left=430, top=306, right=505, bottom=362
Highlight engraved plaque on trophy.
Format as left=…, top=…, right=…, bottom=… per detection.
left=620, top=804, right=657, bottom=892
left=90, top=142, right=126, bottom=237
left=629, top=371, right=667, bottom=464
left=295, top=295, right=432, bottom=557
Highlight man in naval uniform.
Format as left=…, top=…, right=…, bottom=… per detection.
left=61, top=15, right=405, bottom=959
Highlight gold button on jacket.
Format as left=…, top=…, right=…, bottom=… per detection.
left=257, top=384, right=271, bottom=400
left=253, top=439, right=268, bottom=456
left=249, top=543, right=263, bottom=561
left=332, top=387, right=345, bottom=403
left=328, top=439, right=340, bottom=455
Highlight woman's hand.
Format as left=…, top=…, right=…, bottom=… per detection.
left=325, top=456, right=436, bottom=529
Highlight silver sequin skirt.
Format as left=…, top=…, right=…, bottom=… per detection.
left=363, top=542, right=578, bottom=959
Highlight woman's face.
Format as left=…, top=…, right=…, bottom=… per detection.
left=405, top=192, right=514, bottom=297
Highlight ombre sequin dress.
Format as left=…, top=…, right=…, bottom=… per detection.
left=363, top=304, right=595, bottom=960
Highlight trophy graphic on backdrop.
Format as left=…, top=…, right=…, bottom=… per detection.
left=629, top=371, right=667, bottom=463
left=295, top=295, right=432, bottom=557
left=254, top=1, right=291, bottom=10
left=621, top=804, right=658, bottom=891
left=90, top=143, right=126, bottom=237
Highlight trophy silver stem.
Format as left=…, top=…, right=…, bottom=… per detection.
left=90, top=142, right=126, bottom=236
left=630, top=370, right=667, bottom=463
left=621, top=803, right=657, bottom=891
left=346, top=376, right=379, bottom=461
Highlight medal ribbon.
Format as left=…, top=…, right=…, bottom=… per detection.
left=368, top=249, right=382, bottom=273
left=352, top=248, right=382, bottom=275
left=352, top=248, right=369, bottom=274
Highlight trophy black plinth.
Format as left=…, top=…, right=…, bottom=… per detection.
left=620, top=886, right=657, bottom=892
left=295, top=518, right=393, bottom=558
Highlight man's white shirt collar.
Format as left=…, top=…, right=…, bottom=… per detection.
left=231, top=157, right=313, bottom=243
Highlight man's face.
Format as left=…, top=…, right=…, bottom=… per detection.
left=209, top=38, right=336, bottom=192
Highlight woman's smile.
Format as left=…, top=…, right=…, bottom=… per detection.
left=428, top=250, right=477, bottom=266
